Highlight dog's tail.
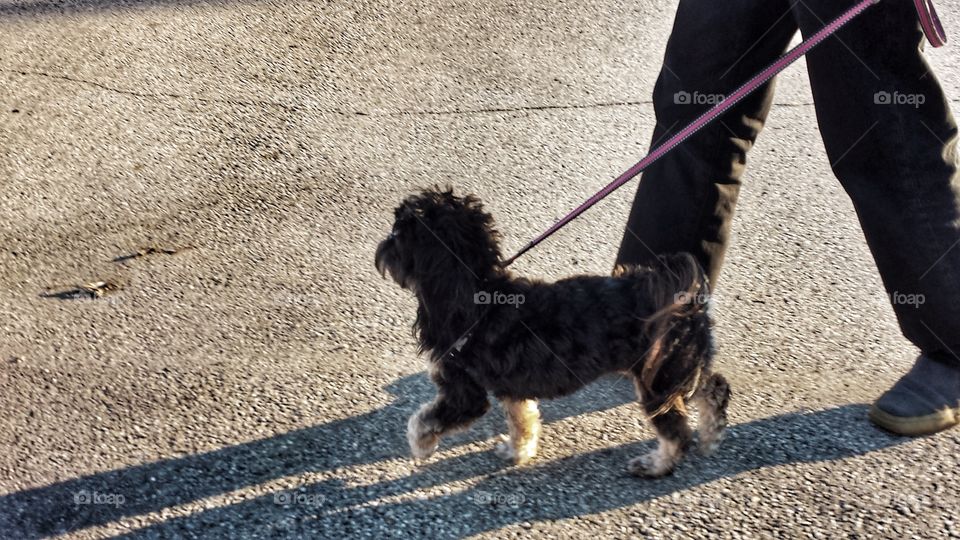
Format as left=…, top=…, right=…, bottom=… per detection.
left=618, top=253, right=713, bottom=417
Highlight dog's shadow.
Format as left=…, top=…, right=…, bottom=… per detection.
left=115, top=402, right=907, bottom=539
left=3, top=374, right=906, bottom=538
left=1, top=372, right=634, bottom=538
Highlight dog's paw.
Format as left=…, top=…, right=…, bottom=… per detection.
left=493, top=435, right=536, bottom=465
left=627, top=451, right=676, bottom=478
left=411, top=436, right=438, bottom=459
left=494, top=435, right=516, bottom=461
left=407, top=412, right=439, bottom=459
left=698, top=435, right=723, bottom=456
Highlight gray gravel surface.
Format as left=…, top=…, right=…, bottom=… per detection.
left=1, top=0, right=959, bottom=538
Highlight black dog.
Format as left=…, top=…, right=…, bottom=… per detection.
left=375, top=187, right=730, bottom=477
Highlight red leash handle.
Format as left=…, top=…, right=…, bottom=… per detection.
left=915, top=0, right=947, bottom=47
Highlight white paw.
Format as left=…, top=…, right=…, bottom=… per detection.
left=627, top=450, right=675, bottom=478
left=513, top=447, right=536, bottom=465
left=407, top=411, right=439, bottom=459
left=493, top=434, right=537, bottom=465
left=494, top=435, right=516, bottom=461
left=699, top=436, right=722, bottom=456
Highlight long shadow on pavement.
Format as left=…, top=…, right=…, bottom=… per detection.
left=113, top=404, right=907, bottom=538
left=1, top=372, right=637, bottom=538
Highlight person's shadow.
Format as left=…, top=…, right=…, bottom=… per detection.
left=2, top=372, right=906, bottom=538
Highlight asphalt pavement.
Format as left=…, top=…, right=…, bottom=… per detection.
left=1, top=0, right=959, bottom=538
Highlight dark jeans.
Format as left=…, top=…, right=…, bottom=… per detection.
left=616, top=0, right=960, bottom=364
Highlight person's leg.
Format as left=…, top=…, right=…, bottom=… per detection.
left=616, top=0, right=798, bottom=286
left=795, top=0, right=960, bottom=434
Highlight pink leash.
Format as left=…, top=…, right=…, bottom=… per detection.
left=501, top=0, right=948, bottom=267
left=916, top=0, right=948, bottom=47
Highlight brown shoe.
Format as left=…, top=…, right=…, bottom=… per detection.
left=869, top=355, right=960, bottom=436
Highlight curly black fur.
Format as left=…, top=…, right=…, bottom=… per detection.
left=376, top=187, right=730, bottom=476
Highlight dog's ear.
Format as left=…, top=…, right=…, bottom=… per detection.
left=406, top=187, right=502, bottom=279
left=404, top=187, right=502, bottom=354
left=414, top=261, right=481, bottom=356
left=441, top=188, right=502, bottom=275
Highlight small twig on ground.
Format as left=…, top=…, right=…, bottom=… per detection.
left=40, top=280, right=121, bottom=300
left=112, top=245, right=192, bottom=263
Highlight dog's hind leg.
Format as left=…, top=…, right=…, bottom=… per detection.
left=627, top=406, right=692, bottom=478
left=691, top=372, right=731, bottom=455
left=494, top=398, right=541, bottom=465
left=627, top=375, right=693, bottom=478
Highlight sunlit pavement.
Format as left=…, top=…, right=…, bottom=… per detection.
left=1, top=1, right=958, bottom=537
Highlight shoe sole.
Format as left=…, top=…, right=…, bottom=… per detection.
left=868, top=404, right=960, bottom=436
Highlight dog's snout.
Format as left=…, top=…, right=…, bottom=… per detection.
left=374, top=239, right=390, bottom=277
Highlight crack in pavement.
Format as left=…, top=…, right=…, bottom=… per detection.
left=2, top=68, right=655, bottom=116
left=3, top=68, right=957, bottom=118
left=1, top=68, right=304, bottom=115
left=383, top=100, right=656, bottom=116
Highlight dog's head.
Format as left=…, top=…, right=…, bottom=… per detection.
left=375, top=186, right=502, bottom=291
left=376, top=187, right=503, bottom=354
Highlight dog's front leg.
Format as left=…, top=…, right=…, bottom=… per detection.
left=407, top=401, right=443, bottom=459
left=494, top=398, right=541, bottom=465
left=407, top=366, right=489, bottom=459
left=407, top=394, right=489, bottom=459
